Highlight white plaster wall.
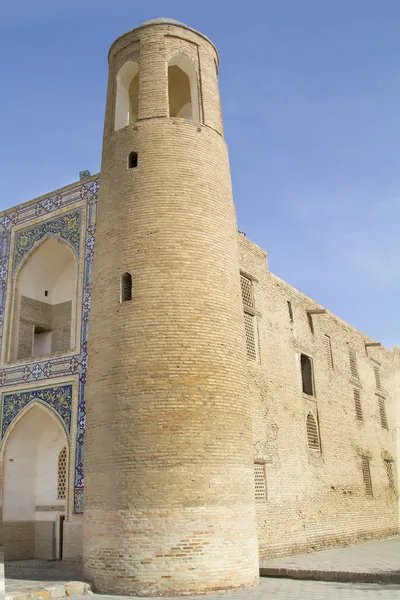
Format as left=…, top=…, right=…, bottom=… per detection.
left=3, top=406, right=65, bottom=521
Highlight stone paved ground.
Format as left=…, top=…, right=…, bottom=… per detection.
left=260, top=536, right=400, bottom=580
left=71, top=579, right=400, bottom=600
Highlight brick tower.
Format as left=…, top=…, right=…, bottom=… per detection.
left=83, top=18, right=259, bottom=595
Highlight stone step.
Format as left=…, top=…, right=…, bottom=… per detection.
left=260, top=567, right=400, bottom=584
left=6, top=580, right=91, bottom=600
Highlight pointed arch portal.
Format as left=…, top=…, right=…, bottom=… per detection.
left=2, top=403, right=68, bottom=560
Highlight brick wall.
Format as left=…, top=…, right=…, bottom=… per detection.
left=3, top=522, right=35, bottom=560
left=238, top=233, right=400, bottom=560
left=51, top=301, right=72, bottom=353
left=16, top=296, right=71, bottom=359
left=17, top=296, right=51, bottom=359
left=63, top=520, right=83, bottom=563
left=35, top=521, right=55, bottom=559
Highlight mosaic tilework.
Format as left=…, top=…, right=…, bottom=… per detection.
left=1, top=384, right=73, bottom=438
left=13, top=210, right=81, bottom=273
left=0, top=177, right=99, bottom=514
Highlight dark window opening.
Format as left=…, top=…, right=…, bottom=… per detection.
left=44, top=290, right=48, bottom=297
left=287, top=301, right=293, bottom=323
left=301, top=353, right=314, bottom=396
left=121, top=272, right=132, bottom=302
left=307, top=313, right=314, bottom=334
left=128, top=152, right=138, bottom=169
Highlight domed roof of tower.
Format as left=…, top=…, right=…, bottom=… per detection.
left=140, top=18, right=188, bottom=27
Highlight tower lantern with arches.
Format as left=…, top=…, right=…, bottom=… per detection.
left=84, top=17, right=259, bottom=597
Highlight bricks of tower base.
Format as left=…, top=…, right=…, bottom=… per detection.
left=83, top=19, right=260, bottom=596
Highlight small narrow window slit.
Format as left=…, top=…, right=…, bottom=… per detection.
left=121, top=272, right=132, bottom=302
left=128, top=152, right=138, bottom=169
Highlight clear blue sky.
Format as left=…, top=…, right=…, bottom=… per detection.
left=1, top=1, right=399, bottom=347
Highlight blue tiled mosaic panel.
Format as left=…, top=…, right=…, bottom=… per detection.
left=1, top=384, right=73, bottom=438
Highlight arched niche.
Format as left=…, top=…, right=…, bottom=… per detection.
left=11, top=235, right=78, bottom=361
left=115, top=61, right=139, bottom=130
left=168, top=54, right=200, bottom=121
left=1, top=403, right=68, bottom=560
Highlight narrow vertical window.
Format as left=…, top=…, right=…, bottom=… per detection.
left=348, top=346, right=358, bottom=379
left=324, top=334, right=333, bottom=369
left=354, top=388, right=363, bottom=421
left=115, top=61, right=139, bottom=130
left=168, top=54, right=200, bottom=121
left=306, top=413, right=320, bottom=451
left=301, top=354, right=314, bottom=396
left=361, top=456, right=373, bottom=496
left=374, top=365, right=381, bottom=391
left=307, top=313, right=314, bottom=334
left=128, top=151, right=138, bottom=169
left=57, top=447, right=67, bottom=500
left=378, top=397, right=388, bottom=429
left=240, top=274, right=259, bottom=361
left=287, top=301, right=294, bottom=323
left=254, top=463, right=267, bottom=500
left=121, top=272, right=132, bottom=302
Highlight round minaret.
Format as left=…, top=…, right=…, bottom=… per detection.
left=84, top=18, right=259, bottom=596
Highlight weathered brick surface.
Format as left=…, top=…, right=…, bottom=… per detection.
left=34, top=521, right=55, bottom=560
left=238, top=234, right=399, bottom=560
left=3, top=522, right=34, bottom=561
left=84, top=20, right=259, bottom=596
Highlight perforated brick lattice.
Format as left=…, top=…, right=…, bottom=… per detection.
left=374, top=365, right=381, bottom=391
left=324, top=334, right=333, bottom=369
left=354, top=388, right=363, bottom=421
left=378, top=397, right=388, bottom=429
left=58, top=446, right=67, bottom=500
left=240, top=275, right=254, bottom=310
left=254, top=463, right=267, bottom=500
left=306, top=413, right=320, bottom=450
left=349, top=346, right=358, bottom=379
left=362, top=457, right=373, bottom=496
left=385, top=460, right=395, bottom=491
left=244, top=312, right=257, bottom=360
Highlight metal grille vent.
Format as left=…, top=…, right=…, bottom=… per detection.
left=244, top=312, right=257, bottom=360
left=240, top=275, right=254, bottom=310
left=349, top=346, right=358, bottom=379
left=354, top=388, right=363, bottom=421
left=378, top=397, right=388, bottom=429
left=306, top=413, right=320, bottom=450
left=361, top=457, right=373, bottom=496
left=324, top=334, right=333, bottom=369
left=374, top=366, right=381, bottom=391
left=57, top=446, right=67, bottom=500
left=254, top=463, right=267, bottom=500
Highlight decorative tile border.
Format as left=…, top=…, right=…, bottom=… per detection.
left=13, top=210, right=81, bottom=273
left=0, top=177, right=99, bottom=514
left=1, top=384, right=73, bottom=438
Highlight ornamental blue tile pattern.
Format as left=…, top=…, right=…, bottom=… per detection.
left=0, top=177, right=99, bottom=514
left=1, top=385, right=72, bottom=438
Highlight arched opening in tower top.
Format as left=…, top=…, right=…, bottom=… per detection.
left=168, top=55, right=200, bottom=121
left=115, top=61, right=139, bottom=130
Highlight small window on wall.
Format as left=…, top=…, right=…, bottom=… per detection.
left=378, top=397, right=388, bottom=429
left=240, top=274, right=259, bottom=362
left=306, top=413, right=320, bottom=451
left=301, top=354, right=314, bottom=396
left=374, top=365, right=381, bottom=391
left=384, top=459, right=396, bottom=491
left=121, top=272, right=132, bottom=302
left=361, top=456, right=373, bottom=496
left=354, top=388, right=363, bottom=421
left=348, top=345, right=358, bottom=379
left=324, top=334, right=333, bottom=369
left=57, top=447, right=67, bottom=500
left=254, top=463, right=267, bottom=500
